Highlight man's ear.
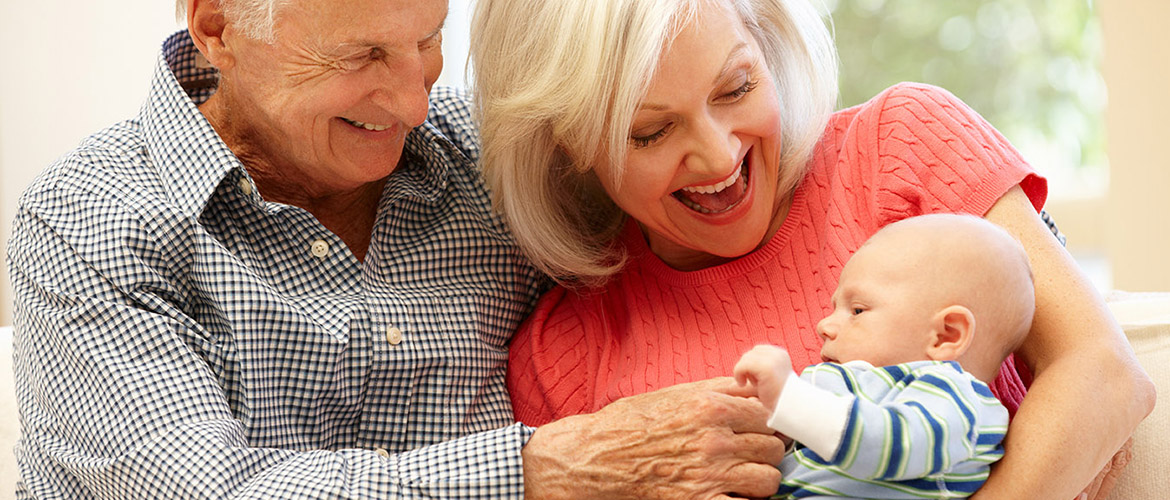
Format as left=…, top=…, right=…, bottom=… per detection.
left=926, top=305, right=975, bottom=361
left=187, top=0, right=234, bottom=70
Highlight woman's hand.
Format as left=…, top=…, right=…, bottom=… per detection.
left=1077, top=437, right=1133, bottom=500
left=522, top=377, right=785, bottom=500
left=971, top=185, right=1155, bottom=499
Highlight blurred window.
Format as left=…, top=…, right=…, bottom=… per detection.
left=825, top=0, right=1107, bottom=198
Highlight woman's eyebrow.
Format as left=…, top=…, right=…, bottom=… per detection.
left=712, top=43, right=752, bottom=86
left=638, top=42, right=754, bottom=112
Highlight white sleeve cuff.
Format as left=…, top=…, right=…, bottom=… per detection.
left=766, top=373, right=855, bottom=460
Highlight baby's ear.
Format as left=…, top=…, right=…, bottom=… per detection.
left=926, top=305, right=975, bottom=361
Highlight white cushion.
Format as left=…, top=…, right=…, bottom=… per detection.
left=1104, top=292, right=1170, bottom=500
left=1, top=326, right=16, bottom=498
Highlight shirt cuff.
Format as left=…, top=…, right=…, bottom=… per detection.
left=766, top=374, right=854, bottom=460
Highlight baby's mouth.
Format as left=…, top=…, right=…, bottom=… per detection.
left=672, top=156, right=751, bottom=214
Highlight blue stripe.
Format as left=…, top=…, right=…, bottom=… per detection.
left=826, top=363, right=855, bottom=393
left=921, top=373, right=976, bottom=427
left=881, top=364, right=906, bottom=382
left=882, top=406, right=904, bottom=478
left=907, top=401, right=946, bottom=474
left=831, top=401, right=862, bottom=464
left=972, top=381, right=995, bottom=398
left=977, top=431, right=1006, bottom=447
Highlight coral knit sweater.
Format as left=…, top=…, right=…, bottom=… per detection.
left=507, top=83, right=1047, bottom=427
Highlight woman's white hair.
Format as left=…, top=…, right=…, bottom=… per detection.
left=471, top=0, right=838, bottom=285
left=175, top=0, right=286, bottom=43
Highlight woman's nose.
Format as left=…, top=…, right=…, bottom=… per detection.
left=683, top=112, right=741, bottom=175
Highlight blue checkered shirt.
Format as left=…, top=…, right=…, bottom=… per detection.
left=7, top=31, right=547, bottom=499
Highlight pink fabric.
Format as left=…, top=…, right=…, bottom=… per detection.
left=507, top=83, right=1046, bottom=427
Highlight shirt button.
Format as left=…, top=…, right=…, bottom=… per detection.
left=310, top=239, right=330, bottom=259
left=237, top=177, right=253, bottom=196
left=386, top=326, right=404, bottom=345
left=375, top=448, right=390, bottom=459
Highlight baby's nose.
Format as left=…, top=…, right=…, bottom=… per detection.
left=815, top=316, right=834, bottom=340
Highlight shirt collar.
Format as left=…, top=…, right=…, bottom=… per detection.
left=139, top=31, right=244, bottom=218
left=141, top=31, right=456, bottom=218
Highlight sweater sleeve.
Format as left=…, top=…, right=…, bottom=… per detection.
left=863, top=82, right=1047, bottom=224
left=507, top=287, right=601, bottom=426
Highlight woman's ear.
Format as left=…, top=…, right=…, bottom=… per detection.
left=187, top=0, right=234, bottom=71
left=926, top=305, right=975, bottom=361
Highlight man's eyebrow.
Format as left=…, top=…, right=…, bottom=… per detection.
left=329, top=19, right=447, bottom=53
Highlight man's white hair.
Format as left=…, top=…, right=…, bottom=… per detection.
left=175, top=0, right=285, bottom=43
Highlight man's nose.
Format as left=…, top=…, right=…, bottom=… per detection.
left=369, top=53, right=431, bottom=128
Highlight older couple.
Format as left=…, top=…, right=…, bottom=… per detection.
left=7, top=0, right=1152, bottom=498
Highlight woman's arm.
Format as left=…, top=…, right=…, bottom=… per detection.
left=974, top=185, right=1156, bottom=499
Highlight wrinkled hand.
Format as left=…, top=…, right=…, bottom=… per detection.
left=1076, top=437, right=1133, bottom=500
left=522, top=377, right=785, bottom=500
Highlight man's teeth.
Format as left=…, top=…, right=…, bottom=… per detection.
left=343, top=118, right=392, bottom=131
left=681, top=161, right=743, bottom=194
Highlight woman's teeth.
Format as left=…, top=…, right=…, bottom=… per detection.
left=681, top=162, right=743, bottom=195
left=343, top=118, right=392, bottom=131
left=672, top=157, right=750, bottom=214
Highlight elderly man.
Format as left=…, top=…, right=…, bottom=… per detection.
left=6, top=0, right=782, bottom=498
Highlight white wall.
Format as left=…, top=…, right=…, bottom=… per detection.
left=1101, top=0, right=1170, bottom=292
left=0, top=1, right=475, bottom=325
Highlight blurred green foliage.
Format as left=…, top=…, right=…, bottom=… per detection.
left=826, top=0, right=1106, bottom=175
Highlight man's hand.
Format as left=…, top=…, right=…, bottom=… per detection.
left=522, top=377, right=785, bottom=500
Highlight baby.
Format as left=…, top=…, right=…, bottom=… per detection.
left=734, top=213, right=1035, bottom=499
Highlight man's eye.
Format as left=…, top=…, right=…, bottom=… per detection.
left=420, top=32, right=443, bottom=51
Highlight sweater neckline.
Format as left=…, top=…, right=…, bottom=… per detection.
left=622, top=184, right=808, bottom=287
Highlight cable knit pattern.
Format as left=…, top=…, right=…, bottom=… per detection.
left=508, top=83, right=1046, bottom=427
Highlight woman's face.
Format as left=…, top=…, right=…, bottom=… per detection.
left=595, top=0, right=786, bottom=270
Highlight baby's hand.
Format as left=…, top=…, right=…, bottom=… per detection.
left=733, top=345, right=794, bottom=411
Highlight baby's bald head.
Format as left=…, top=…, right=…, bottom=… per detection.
left=862, top=214, right=1035, bottom=381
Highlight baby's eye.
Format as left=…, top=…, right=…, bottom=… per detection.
left=852, top=307, right=865, bottom=315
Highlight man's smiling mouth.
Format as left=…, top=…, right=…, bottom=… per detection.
left=341, top=117, right=392, bottom=132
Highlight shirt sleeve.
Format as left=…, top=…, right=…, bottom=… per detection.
left=862, top=82, right=1048, bottom=224
left=507, top=287, right=601, bottom=426
left=8, top=177, right=530, bottom=499
left=783, top=363, right=1007, bottom=483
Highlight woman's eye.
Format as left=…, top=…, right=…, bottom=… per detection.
left=630, top=125, right=671, bottom=148
left=724, top=78, right=759, bottom=101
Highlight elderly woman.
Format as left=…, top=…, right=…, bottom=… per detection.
left=470, top=0, right=1155, bottom=498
